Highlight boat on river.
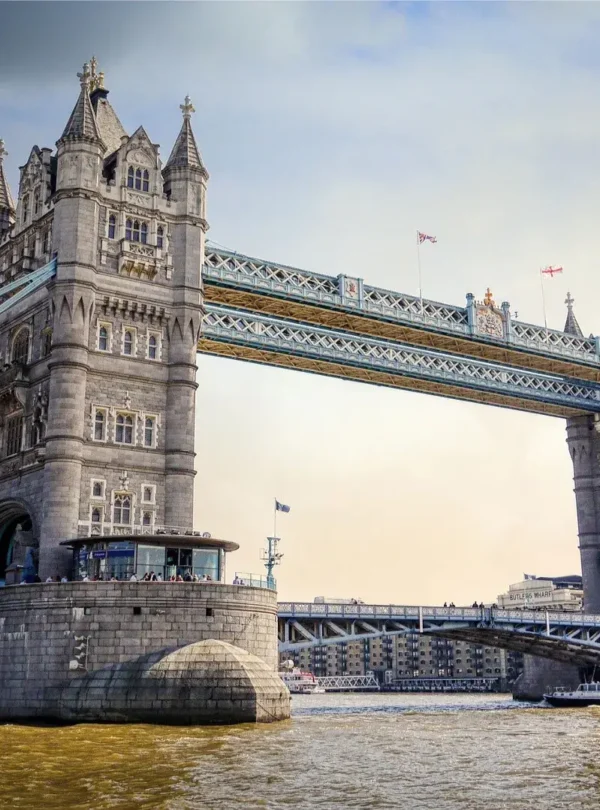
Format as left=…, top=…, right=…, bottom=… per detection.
left=544, top=682, right=600, bottom=707
left=279, top=668, right=326, bottom=694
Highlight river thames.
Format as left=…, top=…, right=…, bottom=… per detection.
left=2, top=693, right=599, bottom=809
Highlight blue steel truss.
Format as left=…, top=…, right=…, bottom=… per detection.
left=277, top=602, right=600, bottom=666
left=0, top=258, right=57, bottom=315
left=201, top=305, right=600, bottom=415
left=203, top=248, right=600, bottom=368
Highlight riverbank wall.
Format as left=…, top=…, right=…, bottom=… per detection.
left=0, top=581, right=289, bottom=723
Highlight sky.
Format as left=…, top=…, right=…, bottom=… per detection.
left=1, top=1, right=599, bottom=604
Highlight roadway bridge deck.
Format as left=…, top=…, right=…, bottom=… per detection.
left=277, top=603, right=600, bottom=667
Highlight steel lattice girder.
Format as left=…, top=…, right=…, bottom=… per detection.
left=203, top=249, right=600, bottom=381
left=199, top=305, right=600, bottom=417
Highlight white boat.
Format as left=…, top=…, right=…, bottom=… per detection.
left=544, top=682, right=600, bottom=707
left=280, top=668, right=326, bottom=694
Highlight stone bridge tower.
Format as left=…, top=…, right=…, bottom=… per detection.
left=0, top=60, right=207, bottom=578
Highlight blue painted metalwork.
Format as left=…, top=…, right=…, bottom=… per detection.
left=201, top=305, right=600, bottom=414
left=0, top=258, right=57, bottom=316
left=203, top=248, right=599, bottom=367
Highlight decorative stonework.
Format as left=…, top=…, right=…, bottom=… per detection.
left=475, top=288, right=504, bottom=338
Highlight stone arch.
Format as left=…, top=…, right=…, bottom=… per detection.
left=11, top=326, right=31, bottom=364
left=0, top=498, right=38, bottom=583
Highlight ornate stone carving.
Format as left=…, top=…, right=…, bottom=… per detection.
left=475, top=289, right=505, bottom=338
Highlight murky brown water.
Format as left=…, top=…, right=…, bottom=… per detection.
left=1, top=693, right=600, bottom=809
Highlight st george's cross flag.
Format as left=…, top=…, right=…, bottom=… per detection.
left=275, top=500, right=291, bottom=513
left=418, top=232, right=437, bottom=244
left=541, top=265, right=563, bottom=277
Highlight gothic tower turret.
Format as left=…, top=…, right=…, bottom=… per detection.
left=0, top=140, right=15, bottom=241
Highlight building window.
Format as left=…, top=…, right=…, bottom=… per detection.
left=135, top=168, right=142, bottom=191
left=142, top=485, right=155, bottom=503
left=123, top=330, right=134, bottom=356
left=113, top=494, right=132, bottom=525
left=132, top=220, right=141, bottom=242
left=142, top=170, right=149, bottom=192
left=115, top=413, right=134, bottom=444
left=42, top=230, right=50, bottom=254
left=141, top=222, right=147, bottom=244
left=142, top=511, right=152, bottom=527
left=5, top=415, right=23, bottom=456
left=91, top=508, right=102, bottom=524
left=94, top=409, right=107, bottom=441
left=157, top=226, right=164, bottom=249
left=127, top=167, right=134, bottom=189
left=144, top=416, right=156, bottom=448
left=125, top=219, right=132, bottom=241
left=41, top=329, right=52, bottom=358
left=108, top=214, right=116, bottom=240
left=148, top=333, right=159, bottom=360
left=22, top=195, right=29, bottom=223
left=98, top=324, right=110, bottom=352
left=12, top=329, right=30, bottom=364
left=34, top=189, right=41, bottom=215
left=92, top=482, right=103, bottom=498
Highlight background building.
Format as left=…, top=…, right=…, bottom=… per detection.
left=497, top=575, right=583, bottom=611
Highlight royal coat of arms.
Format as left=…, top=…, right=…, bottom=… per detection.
left=475, top=289, right=504, bottom=338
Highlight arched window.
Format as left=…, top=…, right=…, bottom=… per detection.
left=144, top=416, right=156, bottom=448
left=91, top=508, right=101, bottom=523
left=127, top=167, right=134, bottom=188
left=148, top=334, right=158, bottom=360
left=157, top=226, right=164, bottom=249
left=135, top=168, right=142, bottom=191
left=94, top=409, right=106, bottom=441
left=143, top=486, right=153, bottom=503
left=92, top=481, right=103, bottom=497
left=12, top=329, right=30, bottom=364
left=42, top=230, right=50, bottom=254
left=132, top=220, right=140, bottom=242
left=125, top=219, right=132, bottom=241
left=123, top=330, right=133, bottom=356
left=108, top=214, right=116, bottom=240
left=98, top=326, right=109, bottom=352
left=115, top=413, right=134, bottom=444
left=34, top=189, right=41, bottom=215
left=142, top=511, right=152, bottom=527
left=22, top=195, right=29, bottom=223
left=142, top=170, right=149, bottom=193
left=113, top=495, right=131, bottom=525
left=140, top=222, right=148, bottom=244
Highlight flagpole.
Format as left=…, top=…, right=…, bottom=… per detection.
left=539, top=268, right=548, bottom=337
left=273, top=498, right=277, bottom=539
left=416, top=231, right=423, bottom=314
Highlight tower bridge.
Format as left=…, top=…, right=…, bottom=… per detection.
left=1, top=59, right=600, bottom=631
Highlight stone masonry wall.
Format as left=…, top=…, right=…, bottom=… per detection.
left=0, top=581, right=279, bottom=719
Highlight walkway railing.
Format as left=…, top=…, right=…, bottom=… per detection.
left=234, top=572, right=277, bottom=590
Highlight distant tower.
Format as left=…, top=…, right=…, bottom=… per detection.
left=0, top=61, right=208, bottom=578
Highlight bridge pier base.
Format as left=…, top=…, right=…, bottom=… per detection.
left=512, top=654, right=581, bottom=702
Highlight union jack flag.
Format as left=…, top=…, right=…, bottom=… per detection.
left=418, top=231, right=437, bottom=244
left=541, top=265, right=563, bottom=277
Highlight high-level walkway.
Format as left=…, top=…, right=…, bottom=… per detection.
left=277, top=602, right=600, bottom=667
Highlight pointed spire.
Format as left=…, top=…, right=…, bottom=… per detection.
left=58, top=62, right=103, bottom=145
left=564, top=292, right=584, bottom=337
left=0, top=139, right=15, bottom=213
left=164, top=96, right=206, bottom=173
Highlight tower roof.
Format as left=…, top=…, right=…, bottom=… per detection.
left=88, top=58, right=128, bottom=156
left=563, top=292, right=584, bottom=337
left=164, top=96, right=206, bottom=174
left=0, top=139, right=15, bottom=212
left=58, top=62, right=104, bottom=145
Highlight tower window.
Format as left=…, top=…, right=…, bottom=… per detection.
left=12, top=329, right=30, bottom=364
left=144, top=416, right=156, bottom=448
left=91, top=508, right=101, bottom=524
left=142, top=170, right=149, bottom=193
left=115, top=413, right=134, bottom=445
left=22, top=195, right=29, bottom=224
left=132, top=221, right=140, bottom=242
left=148, top=334, right=159, bottom=360
left=142, top=486, right=154, bottom=503
left=34, top=190, right=41, bottom=215
left=127, top=167, right=134, bottom=189
left=141, top=222, right=147, bottom=244
left=125, top=219, right=132, bottom=241
left=135, top=168, right=142, bottom=191
left=5, top=415, right=23, bottom=457
left=108, top=214, right=116, bottom=240
left=123, top=330, right=134, bottom=356
left=113, top=494, right=132, bottom=525
left=157, top=226, right=164, bottom=249
left=98, top=325, right=110, bottom=352
left=42, top=230, right=50, bottom=254
left=92, top=480, right=104, bottom=498
left=94, top=409, right=106, bottom=441
left=142, top=511, right=152, bottom=527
